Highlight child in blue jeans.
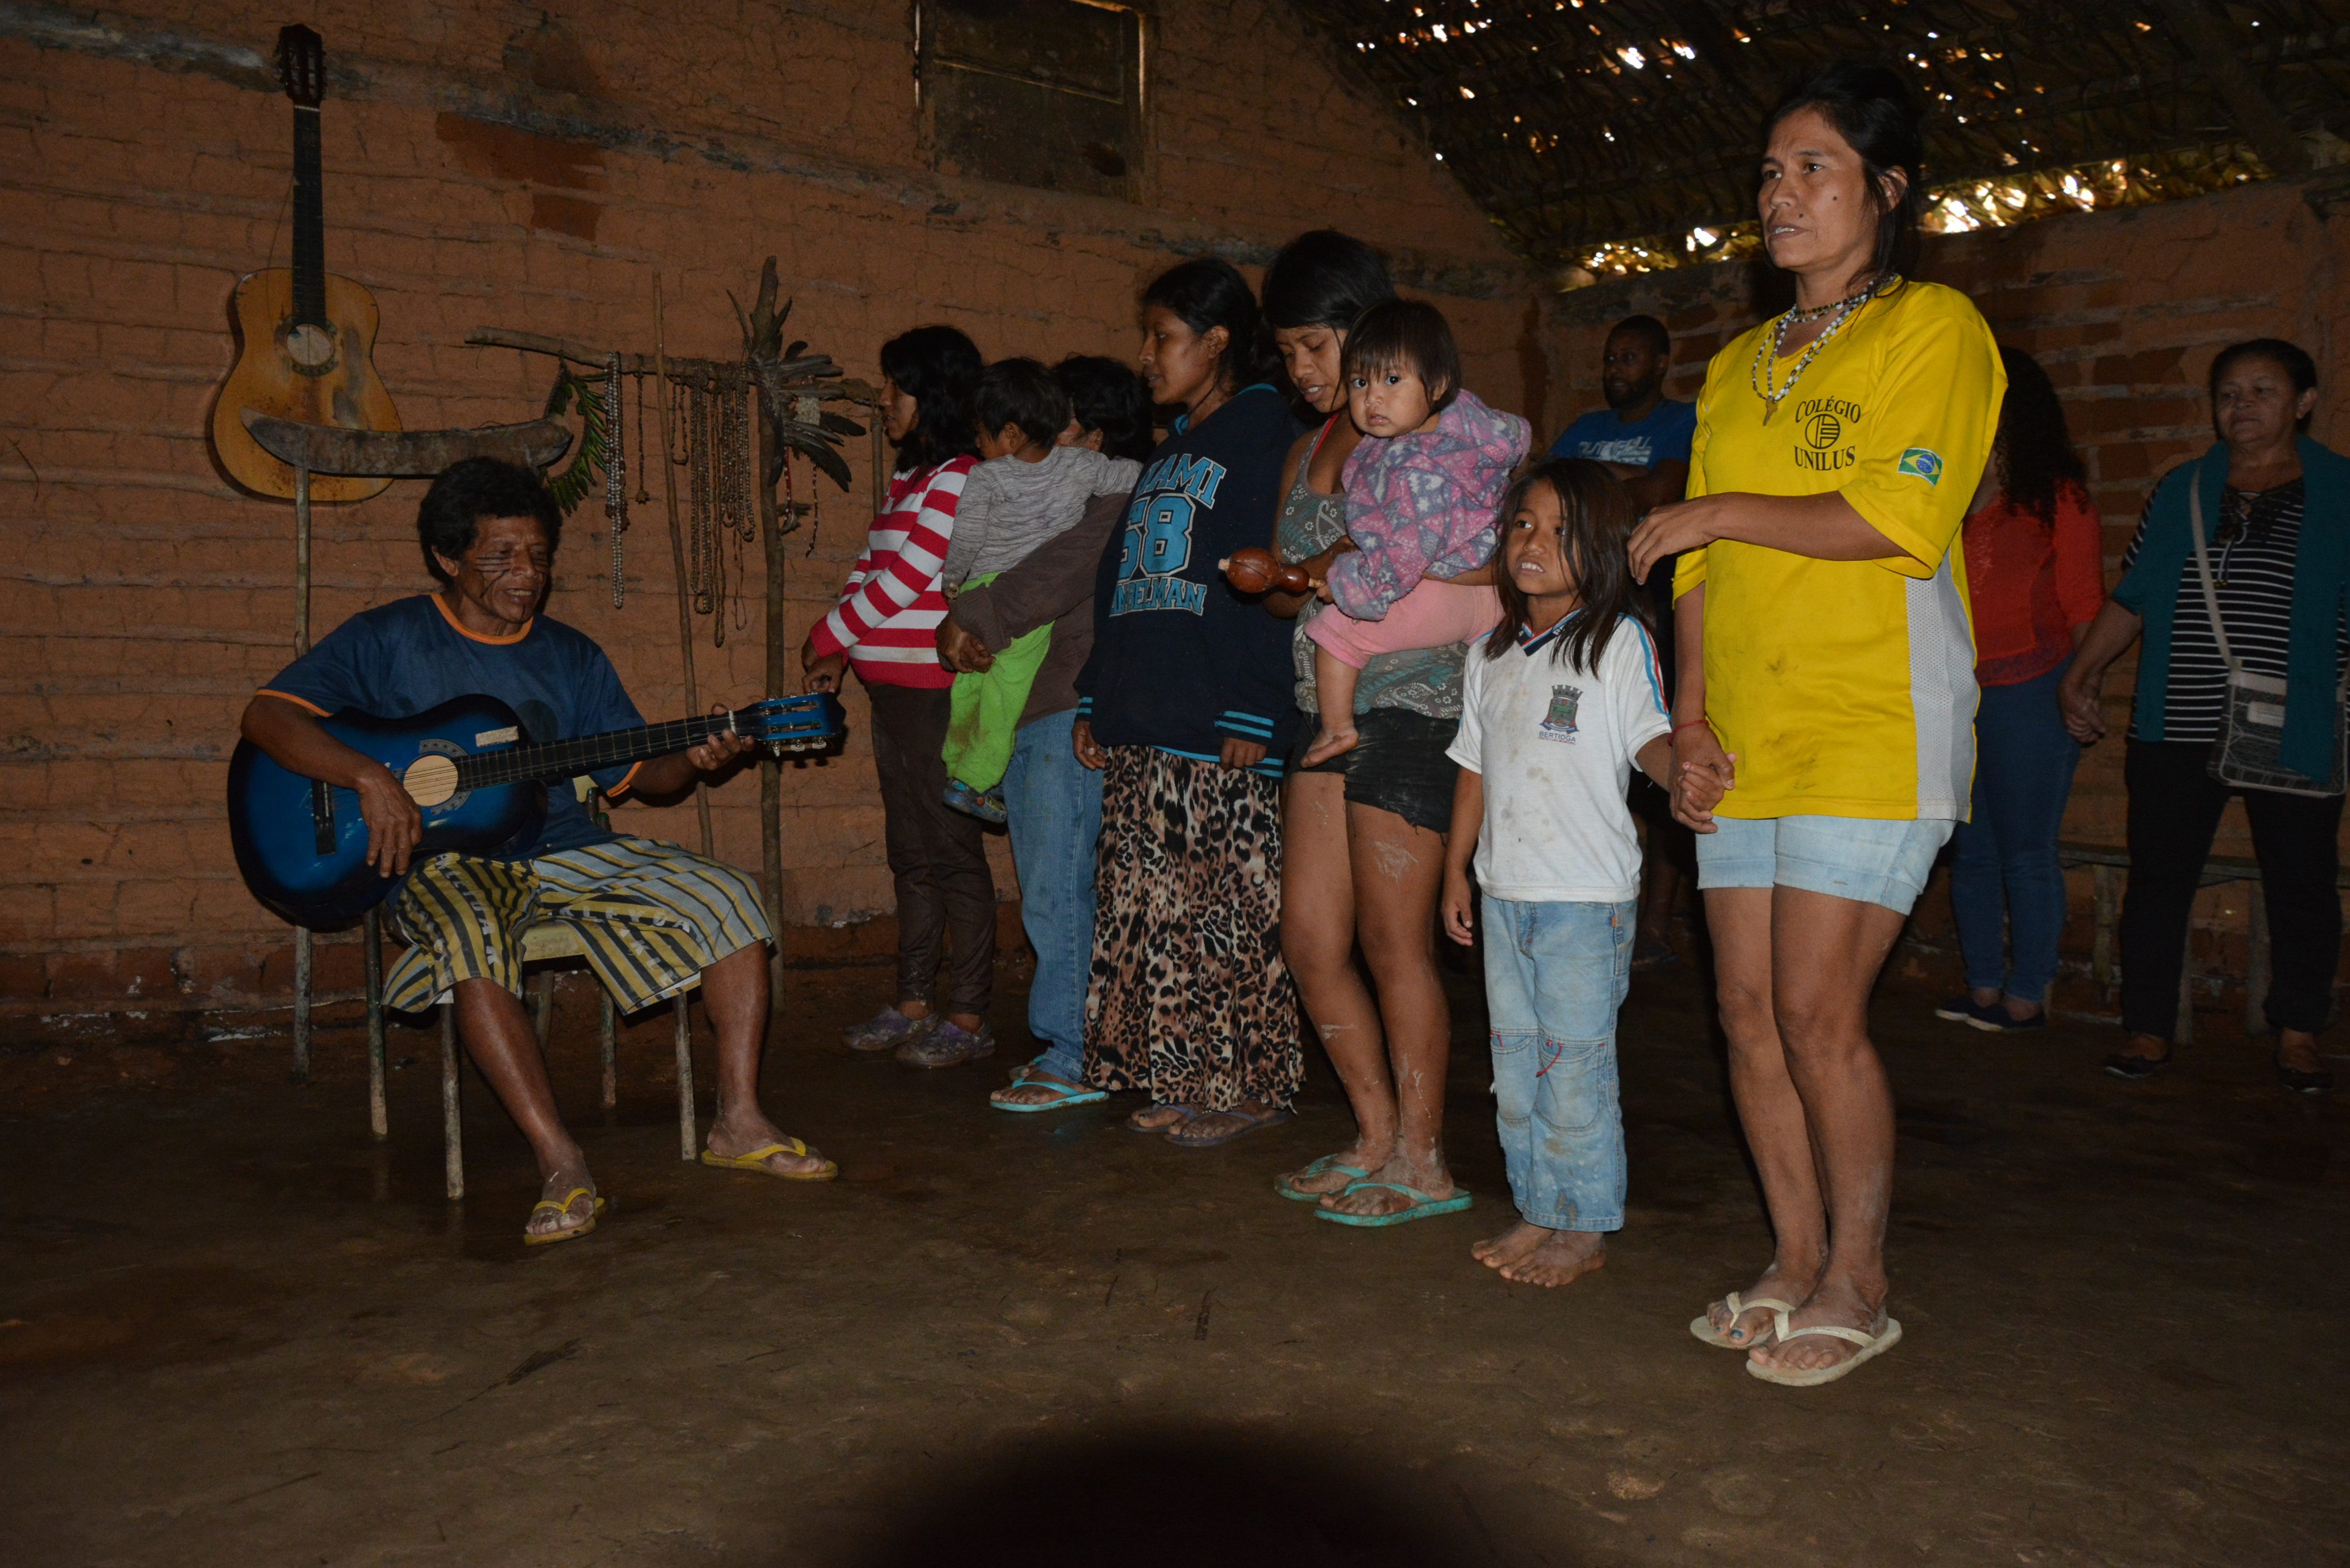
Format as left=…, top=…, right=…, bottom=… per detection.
left=1441, top=458, right=1674, bottom=1287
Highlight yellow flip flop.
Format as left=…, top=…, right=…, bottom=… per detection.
left=699, top=1137, right=838, bottom=1182
left=523, top=1187, right=607, bottom=1247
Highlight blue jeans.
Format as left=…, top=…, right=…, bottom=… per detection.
left=1002, top=710, right=1103, bottom=1081
left=1481, top=896, right=1634, bottom=1232
left=1949, top=662, right=2081, bottom=1006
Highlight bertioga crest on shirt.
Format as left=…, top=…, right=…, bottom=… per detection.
left=1540, top=684, right=1583, bottom=743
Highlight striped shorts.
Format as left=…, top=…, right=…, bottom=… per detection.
left=383, top=837, right=772, bottom=1016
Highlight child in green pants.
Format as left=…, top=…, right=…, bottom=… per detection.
left=940, top=359, right=1139, bottom=822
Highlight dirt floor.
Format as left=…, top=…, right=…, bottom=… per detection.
left=3, top=941, right=2345, bottom=1567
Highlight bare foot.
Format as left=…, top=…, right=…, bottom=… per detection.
left=1471, top=1219, right=1549, bottom=1271
left=1745, top=1278, right=1890, bottom=1379
left=1701, top=1259, right=1820, bottom=1349
left=526, top=1156, right=598, bottom=1242
left=1299, top=723, right=1359, bottom=767
left=1282, top=1143, right=1390, bottom=1200
left=1499, top=1228, right=1606, bottom=1287
left=1318, top=1150, right=1452, bottom=1220
left=705, top=1109, right=833, bottom=1178
left=1166, top=1101, right=1287, bottom=1147
left=1125, top=1103, right=1197, bottom=1133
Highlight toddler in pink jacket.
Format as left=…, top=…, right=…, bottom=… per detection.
left=1303, top=299, right=1531, bottom=764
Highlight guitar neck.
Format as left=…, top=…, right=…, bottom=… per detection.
left=291, top=103, right=326, bottom=327
left=456, top=712, right=742, bottom=791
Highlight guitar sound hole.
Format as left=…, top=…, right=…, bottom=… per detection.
left=404, top=753, right=460, bottom=808
left=283, top=320, right=338, bottom=373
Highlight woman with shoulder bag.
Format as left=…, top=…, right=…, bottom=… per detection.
left=2058, top=339, right=2346, bottom=1094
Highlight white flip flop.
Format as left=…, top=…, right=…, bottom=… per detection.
left=1689, top=1290, right=1795, bottom=1349
left=1744, top=1310, right=1903, bottom=1387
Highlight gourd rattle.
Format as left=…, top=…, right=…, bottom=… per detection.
left=1219, top=546, right=1317, bottom=595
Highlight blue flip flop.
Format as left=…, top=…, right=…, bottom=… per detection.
left=1313, top=1179, right=1473, bottom=1228
left=989, top=1061, right=1109, bottom=1113
left=1275, top=1153, right=1371, bottom=1203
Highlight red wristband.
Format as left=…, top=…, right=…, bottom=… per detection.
left=1671, top=718, right=1712, bottom=737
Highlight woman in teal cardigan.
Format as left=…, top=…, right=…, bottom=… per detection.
left=2059, top=339, right=2345, bottom=1094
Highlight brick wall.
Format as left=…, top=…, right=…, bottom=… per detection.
left=1539, top=180, right=2350, bottom=1004
left=0, top=1, right=1536, bottom=1017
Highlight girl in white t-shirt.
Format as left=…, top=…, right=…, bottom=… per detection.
left=1441, top=458, right=1675, bottom=1288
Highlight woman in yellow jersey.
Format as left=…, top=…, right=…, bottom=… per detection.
left=1629, top=65, right=2003, bottom=1387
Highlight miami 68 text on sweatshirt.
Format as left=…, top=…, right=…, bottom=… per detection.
left=1075, top=384, right=1306, bottom=776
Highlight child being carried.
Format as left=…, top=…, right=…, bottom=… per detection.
left=940, top=359, right=1141, bottom=822
left=1300, top=299, right=1530, bottom=766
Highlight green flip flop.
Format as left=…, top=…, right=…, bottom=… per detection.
left=1275, top=1154, right=1371, bottom=1203
left=1312, top=1179, right=1473, bottom=1228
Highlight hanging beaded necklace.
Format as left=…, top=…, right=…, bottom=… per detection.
left=1748, top=272, right=1895, bottom=425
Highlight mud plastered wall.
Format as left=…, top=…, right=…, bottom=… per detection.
left=1539, top=179, right=2350, bottom=1008
left=0, top=0, right=1538, bottom=1019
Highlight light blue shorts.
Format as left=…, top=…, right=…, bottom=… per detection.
left=1695, top=814, right=1954, bottom=916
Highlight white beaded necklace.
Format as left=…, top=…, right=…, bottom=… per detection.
left=1748, top=273, right=1896, bottom=425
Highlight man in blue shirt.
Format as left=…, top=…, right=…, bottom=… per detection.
left=1549, top=315, right=1694, bottom=969
left=1548, top=314, right=1694, bottom=514
left=240, top=459, right=836, bottom=1245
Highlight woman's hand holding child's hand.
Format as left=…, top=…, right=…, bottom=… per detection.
left=1671, top=724, right=1735, bottom=833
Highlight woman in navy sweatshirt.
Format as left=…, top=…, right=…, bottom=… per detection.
left=1073, top=259, right=1308, bottom=1144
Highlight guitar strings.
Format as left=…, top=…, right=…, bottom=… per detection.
left=449, top=706, right=832, bottom=789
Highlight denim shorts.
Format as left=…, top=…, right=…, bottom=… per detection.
left=1695, top=813, right=1954, bottom=916
left=1288, top=707, right=1459, bottom=835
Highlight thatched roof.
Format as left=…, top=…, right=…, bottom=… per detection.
left=1293, top=0, right=2350, bottom=282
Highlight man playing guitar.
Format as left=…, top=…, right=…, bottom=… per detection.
left=239, top=458, right=835, bottom=1245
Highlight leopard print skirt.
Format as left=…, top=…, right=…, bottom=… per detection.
left=1083, top=746, right=1304, bottom=1112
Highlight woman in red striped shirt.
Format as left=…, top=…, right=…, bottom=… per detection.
left=1934, top=345, right=2102, bottom=1033
left=802, top=326, right=999, bottom=1064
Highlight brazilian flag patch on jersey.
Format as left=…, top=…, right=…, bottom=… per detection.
left=1897, top=447, right=1943, bottom=484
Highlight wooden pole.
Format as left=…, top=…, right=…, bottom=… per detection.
left=743, top=260, right=791, bottom=984
left=757, top=420, right=788, bottom=984
left=292, top=463, right=313, bottom=1084
left=653, top=276, right=717, bottom=860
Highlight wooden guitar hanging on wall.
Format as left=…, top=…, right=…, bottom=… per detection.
left=210, top=24, right=400, bottom=501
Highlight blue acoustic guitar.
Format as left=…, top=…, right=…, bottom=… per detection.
left=228, top=692, right=843, bottom=928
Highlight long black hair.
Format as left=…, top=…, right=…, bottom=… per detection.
left=1141, top=258, right=1274, bottom=396
left=879, top=324, right=983, bottom=474
left=1055, top=355, right=1156, bottom=460
left=1766, top=63, right=1925, bottom=289
left=1482, top=458, right=1646, bottom=674
left=1994, top=345, right=2086, bottom=527
left=2209, top=337, right=2320, bottom=435
left=1261, top=230, right=1395, bottom=332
